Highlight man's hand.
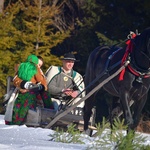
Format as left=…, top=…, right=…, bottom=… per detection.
left=71, top=91, right=78, bottom=98
left=63, top=89, right=73, bottom=96
left=63, top=89, right=78, bottom=98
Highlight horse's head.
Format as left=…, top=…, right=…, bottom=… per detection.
left=132, top=27, right=150, bottom=71
left=134, top=27, right=150, bottom=56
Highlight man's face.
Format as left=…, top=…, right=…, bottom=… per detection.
left=63, top=60, right=75, bottom=71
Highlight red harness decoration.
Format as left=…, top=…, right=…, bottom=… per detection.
left=119, top=33, right=136, bottom=81
left=127, top=65, right=150, bottom=78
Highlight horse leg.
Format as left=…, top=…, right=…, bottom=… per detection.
left=109, top=97, right=120, bottom=129
left=83, top=95, right=95, bottom=135
left=132, top=94, right=148, bottom=129
left=120, top=91, right=133, bottom=131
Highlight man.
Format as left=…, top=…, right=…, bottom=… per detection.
left=45, top=53, right=85, bottom=114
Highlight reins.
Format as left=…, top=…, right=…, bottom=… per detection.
left=60, top=57, right=129, bottom=110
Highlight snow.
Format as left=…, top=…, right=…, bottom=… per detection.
left=0, top=114, right=150, bottom=150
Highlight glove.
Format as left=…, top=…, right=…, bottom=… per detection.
left=28, top=84, right=45, bottom=92
left=20, top=81, right=45, bottom=92
left=24, top=81, right=35, bottom=89
left=20, top=81, right=35, bottom=89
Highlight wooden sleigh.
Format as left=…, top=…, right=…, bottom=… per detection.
left=4, top=76, right=96, bottom=131
left=4, top=61, right=131, bottom=134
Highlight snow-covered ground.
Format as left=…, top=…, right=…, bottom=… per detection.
left=0, top=114, right=150, bottom=150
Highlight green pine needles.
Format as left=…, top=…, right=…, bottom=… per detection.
left=49, top=118, right=150, bottom=150
left=88, top=118, right=148, bottom=150
left=49, top=123, right=84, bottom=144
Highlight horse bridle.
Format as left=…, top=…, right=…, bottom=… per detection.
left=128, top=41, right=150, bottom=83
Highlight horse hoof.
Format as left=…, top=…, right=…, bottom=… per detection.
left=83, top=129, right=93, bottom=136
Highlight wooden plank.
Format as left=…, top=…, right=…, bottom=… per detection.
left=77, top=120, right=97, bottom=131
left=25, top=108, right=83, bottom=127
left=25, top=108, right=97, bottom=132
left=40, top=108, right=83, bottom=123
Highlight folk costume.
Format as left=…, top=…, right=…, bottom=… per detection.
left=5, top=54, right=53, bottom=125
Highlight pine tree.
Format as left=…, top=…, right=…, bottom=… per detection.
left=12, top=0, right=71, bottom=68
left=0, top=2, right=22, bottom=104
left=0, top=0, right=4, bottom=13
left=0, top=0, right=72, bottom=109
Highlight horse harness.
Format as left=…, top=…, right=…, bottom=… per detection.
left=105, top=40, right=150, bottom=86
left=123, top=39, right=150, bottom=83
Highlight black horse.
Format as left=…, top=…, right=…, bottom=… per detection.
left=84, top=27, right=150, bottom=133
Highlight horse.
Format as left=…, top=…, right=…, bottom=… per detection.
left=83, top=27, right=150, bottom=134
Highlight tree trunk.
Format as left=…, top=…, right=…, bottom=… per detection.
left=0, top=0, right=4, bottom=13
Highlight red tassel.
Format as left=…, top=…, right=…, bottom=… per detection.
left=119, top=68, right=125, bottom=81
left=119, top=33, right=136, bottom=81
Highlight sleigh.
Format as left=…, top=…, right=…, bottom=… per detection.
left=4, top=59, right=132, bottom=135
left=3, top=59, right=128, bottom=133
left=3, top=58, right=133, bottom=136
left=3, top=59, right=128, bottom=132
left=4, top=58, right=132, bottom=136
left=3, top=76, right=96, bottom=131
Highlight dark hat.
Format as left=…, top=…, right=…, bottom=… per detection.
left=60, top=53, right=79, bottom=62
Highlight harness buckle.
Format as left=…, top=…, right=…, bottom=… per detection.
left=136, top=76, right=143, bottom=83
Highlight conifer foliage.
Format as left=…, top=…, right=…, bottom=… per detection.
left=0, top=0, right=72, bottom=108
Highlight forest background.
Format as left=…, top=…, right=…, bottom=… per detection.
left=0, top=0, right=149, bottom=130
